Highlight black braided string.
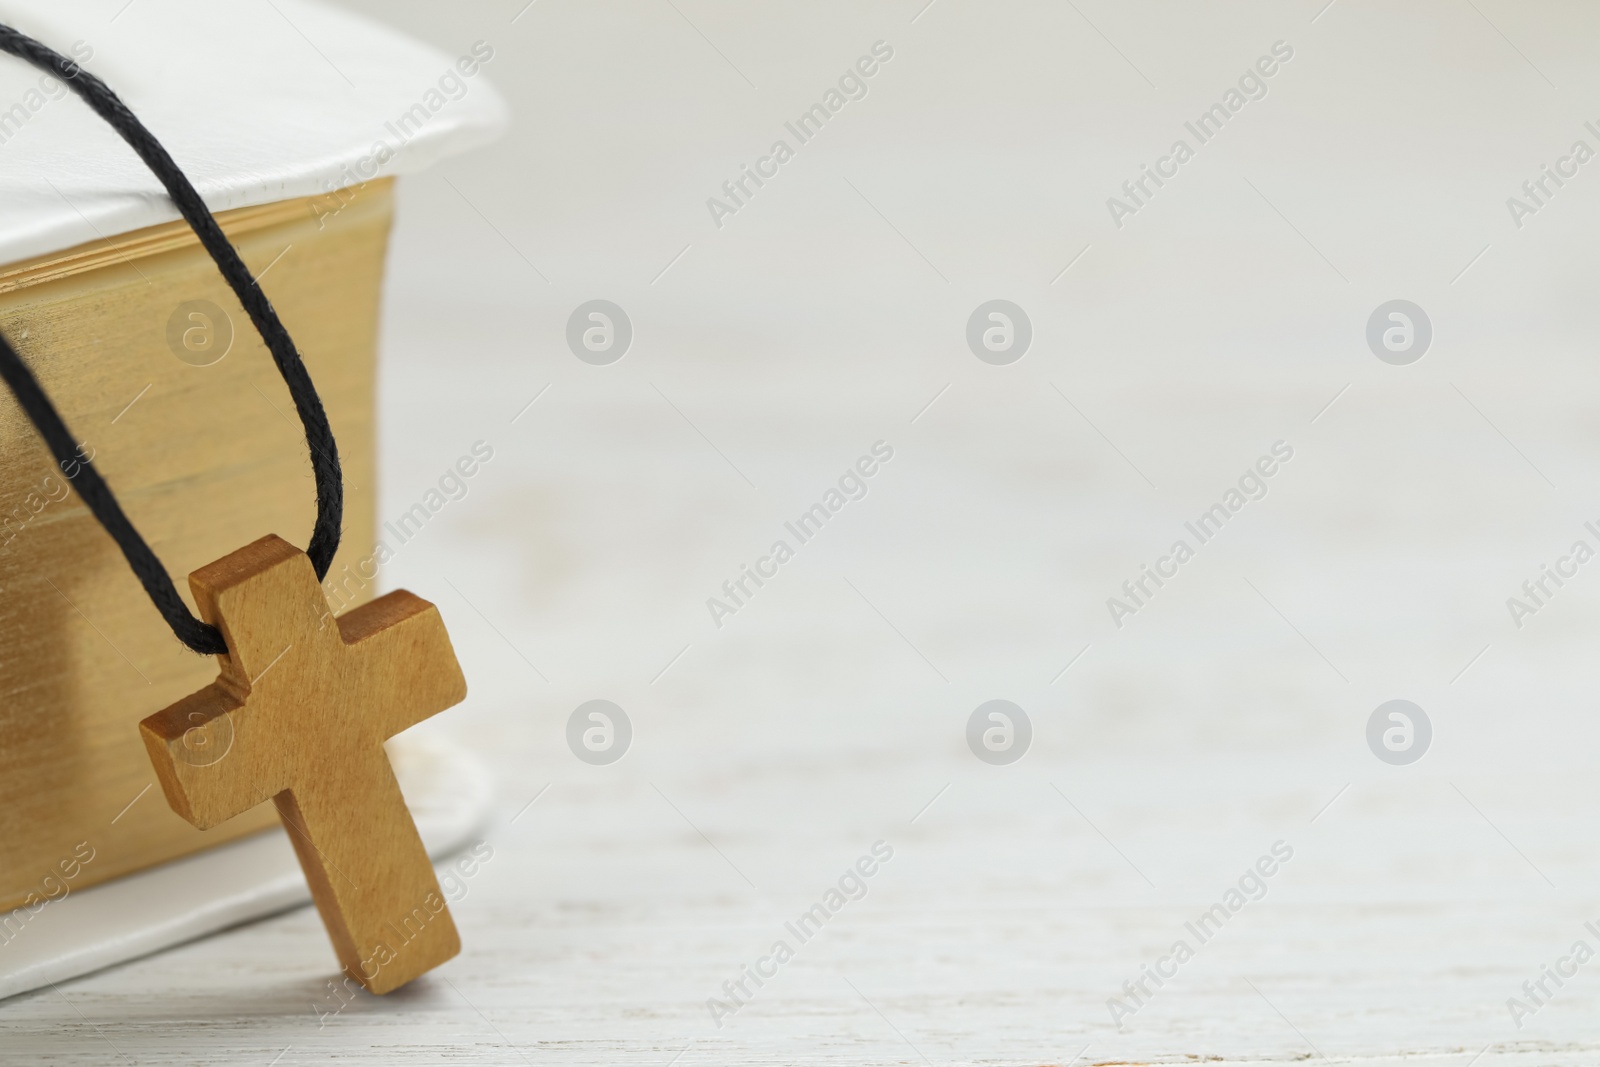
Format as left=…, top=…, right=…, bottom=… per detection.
left=0, top=24, right=344, bottom=655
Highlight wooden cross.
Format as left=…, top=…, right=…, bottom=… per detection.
left=139, top=534, right=468, bottom=994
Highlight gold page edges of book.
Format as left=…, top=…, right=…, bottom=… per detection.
left=0, top=179, right=392, bottom=913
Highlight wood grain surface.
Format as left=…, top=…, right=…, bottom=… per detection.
left=141, top=534, right=467, bottom=994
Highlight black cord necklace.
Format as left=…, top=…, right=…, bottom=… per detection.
left=0, top=23, right=343, bottom=655
left=0, top=24, right=477, bottom=998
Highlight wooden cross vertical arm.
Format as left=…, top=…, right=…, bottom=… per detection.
left=139, top=534, right=468, bottom=993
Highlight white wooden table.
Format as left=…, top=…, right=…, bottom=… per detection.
left=8, top=0, right=1600, bottom=1061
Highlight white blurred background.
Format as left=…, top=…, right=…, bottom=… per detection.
left=346, top=1, right=1600, bottom=1061
left=29, top=1, right=1600, bottom=1062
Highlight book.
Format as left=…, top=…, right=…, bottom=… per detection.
left=0, top=0, right=504, bottom=941
left=0, top=180, right=392, bottom=912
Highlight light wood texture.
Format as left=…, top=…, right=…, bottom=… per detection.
left=0, top=180, right=394, bottom=913
left=139, top=534, right=467, bottom=994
